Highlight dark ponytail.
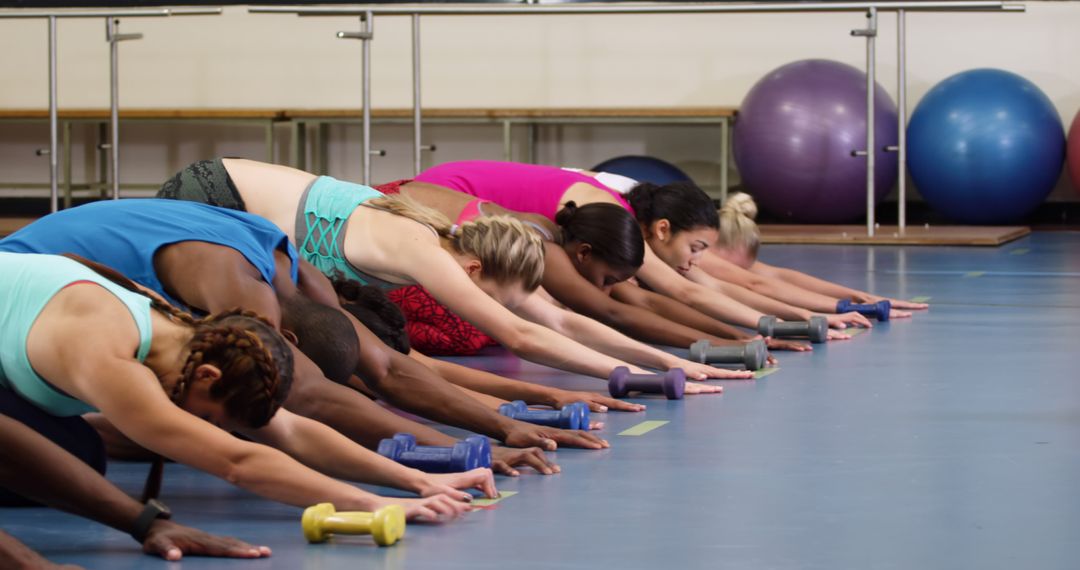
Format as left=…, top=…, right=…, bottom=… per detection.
left=555, top=201, right=644, bottom=271
left=333, top=278, right=411, bottom=354
left=626, top=181, right=719, bottom=234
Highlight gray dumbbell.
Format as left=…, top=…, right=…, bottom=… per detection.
left=758, top=315, right=828, bottom=344
left=688, top=338, right=767, bottom=370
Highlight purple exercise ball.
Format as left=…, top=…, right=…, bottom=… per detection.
left=733, top=59, right=899, bottom=223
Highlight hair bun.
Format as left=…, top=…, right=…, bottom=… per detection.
left=721, top=192, right=758, bottom=220
left=554, top=201, right=580, bottom=227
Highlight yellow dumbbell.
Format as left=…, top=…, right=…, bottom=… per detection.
left=301, top=503, right=406, bottom=547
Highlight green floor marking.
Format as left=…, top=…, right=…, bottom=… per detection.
left=1010, top=248, right=1030, bottom=255
left=618, top=420, right=669, bottom=436
left=964, top=271, right=985, bottom=278
left=910, top=296, right=932, bottom=303
left=754, top=367, right=780, bottom=379
left=845, top=327, right=869, bottom=337
left=473, top=491, right=517, bottom=507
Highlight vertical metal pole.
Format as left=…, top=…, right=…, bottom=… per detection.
left=47, top=16, right=59, bottom=212
left=362, top=11, right=373, bottom=185
left=720, top=117, right=730, bottom=204
left=411, top=14, right=422, bottom=175
left=864, top=8, right=877, bottom=237
left=107, top=18, right=120, bottom=200
left=896, top=9, right=907, bottom=233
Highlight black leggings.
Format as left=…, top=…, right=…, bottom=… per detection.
left=0, top=387, right=106, bottom=506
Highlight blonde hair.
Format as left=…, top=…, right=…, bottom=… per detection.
left=368, top=194, right=545, bottom=292
left=717, top=193, right=761, bottom=258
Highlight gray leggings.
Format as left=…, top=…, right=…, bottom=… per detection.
left=157, top=158, right=246, bottom=211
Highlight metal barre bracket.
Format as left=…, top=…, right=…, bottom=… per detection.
left=107, top=18, right=142, bottom=43
left=337, top=30, right=373, bottom=40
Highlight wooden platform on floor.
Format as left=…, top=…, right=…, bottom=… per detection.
left=759, top=224, right=1031, bottom=246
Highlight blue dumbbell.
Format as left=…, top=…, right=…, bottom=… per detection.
left=498, top=400, right=590, bottom=430
left=836, top=299, right=891, bottom=322
left=377, top=433, right=491, bottom=473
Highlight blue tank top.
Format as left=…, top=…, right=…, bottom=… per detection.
left=0, top=199, right=299, bottom=310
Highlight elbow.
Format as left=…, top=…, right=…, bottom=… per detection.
left=501, top=329, right=534, bottom=355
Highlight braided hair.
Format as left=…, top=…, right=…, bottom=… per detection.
left=61, top=254, right=293, bottom=428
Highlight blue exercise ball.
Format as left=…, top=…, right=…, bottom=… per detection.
left=592, top=155, right=692, bottom=185
left=908, top=68, right=1065, bottom=224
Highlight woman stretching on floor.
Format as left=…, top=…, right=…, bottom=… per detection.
left=0, top=253, right=482, bottom=522
left=391, top=161, right=868, bottom=337
left=700, top=193, right=930, bottom=315
left=157, top=158, right=743, bottom=385
left=374, top=181, right=803, bottom=357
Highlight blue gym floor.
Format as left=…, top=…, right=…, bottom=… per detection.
left=4, top=232, right=1080, bottom=569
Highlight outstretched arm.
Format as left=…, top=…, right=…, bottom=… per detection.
left=752, top=260, right=928, bottom=311
left=609, top=281, right=750, bottom=342
left=405, top=246, right=647, bottom=379
left=635, top=247, right=768, bottom=328
left=249, top=408, right=497, bottom=499
left=697, top=250, right=851, bottom=314
left=411, top=350, right=645, bottom=413
left=514, top=292, right=748, bottom=382
left=541, top=243, right=740, bottom=348
left=0, top=415, right=270, bottom=562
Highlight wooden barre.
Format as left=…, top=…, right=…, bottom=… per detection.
left=0, top=107, right=737, bottom=121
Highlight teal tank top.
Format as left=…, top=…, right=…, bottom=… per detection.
left=295, top=175, right=404, bottom=290
left=0, top=253, right=154, bottom=417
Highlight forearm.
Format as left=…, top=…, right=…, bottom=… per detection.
left=367, top=352, right=520, bottom=441
left=285, top=370, right=453, bottom=449
left=261, top=416, right=428, bottom=494
left=709, top=280, right=813, bottom=321
left=509, top=325, right=645, bottom=379
left=566, top=292, right=732, bottom=348
left=0, top=417, right=142, bottom=534
left=702, top=271, right=841, bottom=313
left=558, top=311, right=678, bottom=371
left=416, top=353, right=562, bottom=407
left=769, top=265, right=869, bottom=300
left=615, top=286, right=751, bottom=342
left=222, top=444, right=384, bottom=511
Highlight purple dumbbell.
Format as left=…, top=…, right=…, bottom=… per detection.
left=608, top=366, right=685, bottom=400
left=498, top=400, right=590, bottom=430
left=836, top=299, right=891, bottom=322
left=377, top=433, right=491, bottom=473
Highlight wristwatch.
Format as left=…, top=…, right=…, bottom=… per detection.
left=131, top=498, right=172, bottom=543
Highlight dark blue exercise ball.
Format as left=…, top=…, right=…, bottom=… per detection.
left=592, top=155, right=692, bottom=185
left=908, top=68, right=1065, bottom=224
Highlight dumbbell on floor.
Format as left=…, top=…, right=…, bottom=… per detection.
left=758, top=315, right=828, bottom=344
left=836, top=299, right=891, bottom=321
left=498, top=400, right=590, bottom=430
left=688, top=338, right=767, bottom=370
left=608, top=367, right=685, bottom=400
left=377, top=433, right=491, bottom=473
left=302, top=503, right=406, bottom=546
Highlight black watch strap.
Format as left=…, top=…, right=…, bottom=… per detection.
left=131, top=498, right=172, bottom=543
